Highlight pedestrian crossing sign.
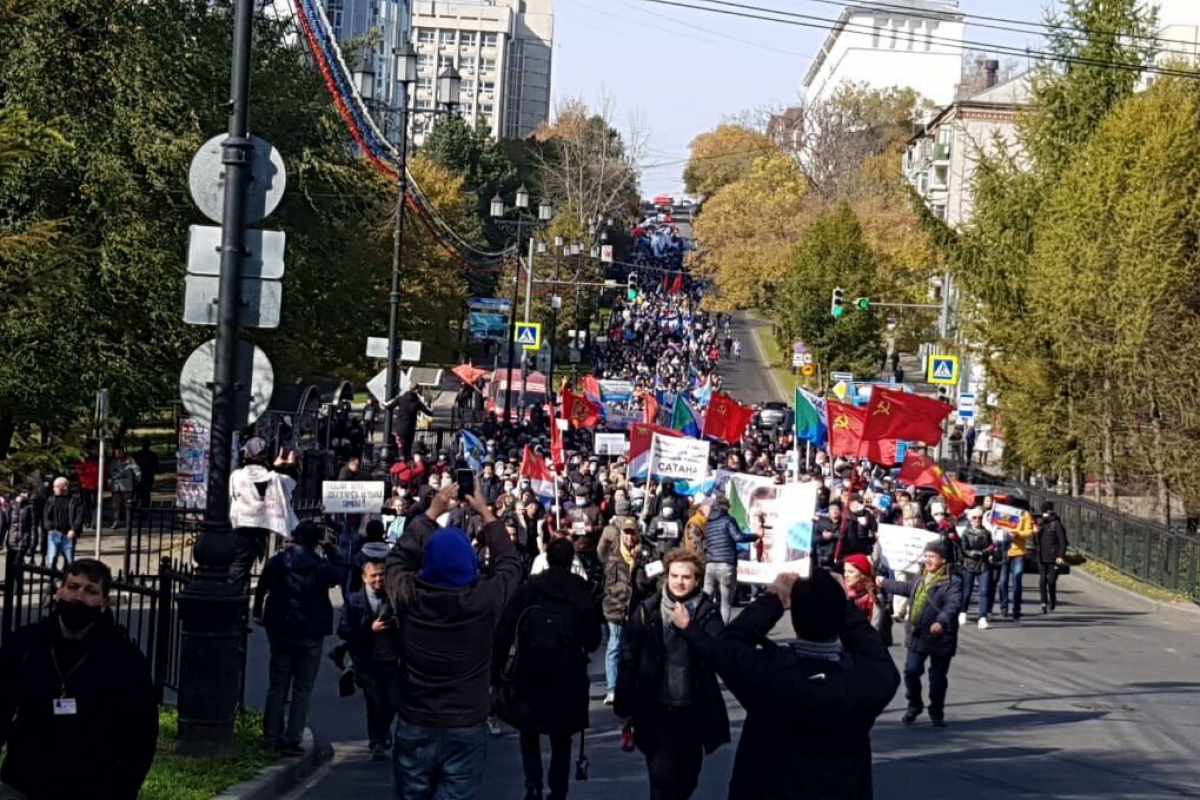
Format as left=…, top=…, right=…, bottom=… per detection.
left=927, top=354, right=959, bottom=385
left=515, top=322, right=542, bottom=351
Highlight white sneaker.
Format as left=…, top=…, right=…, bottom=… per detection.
left=977, top=617, right=989, bottom=630
left=957, top=612, right=967, bottom=626
left=487, top=717, right=502, bottom=736
left=603, top=692, right=615, bottom=705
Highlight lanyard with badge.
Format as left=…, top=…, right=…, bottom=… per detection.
left=51, top=646, right=86, bottom=716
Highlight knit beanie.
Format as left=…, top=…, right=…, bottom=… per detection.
left=924, top=539, right=949, bottom=560
left=789, top=569, right=847, bottom=643
left=418, top=528, right=478, bottom=588
left=843, top=553, right=873, bottom=579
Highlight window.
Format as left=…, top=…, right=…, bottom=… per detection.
left=917, top=173, right=928, bottom=195
left=459, top=31, right=476, bottom=46
left=412, top=119, right=426, bottom=134
left=932, top=204, right=946, bottom=220
left=417, top=29, right=435, bottom=43
left=934, top=166, right=949, bottom=187
left=481, top=103, right=494, bottom=114
left=415, top=97, right=432, bottom=109
left=417, top=53, right=433, bottom=69
left=482, top=32, right=498, bottom=48
left=480, top=79, right=496, bottom=94
left=461, top=79, right=475, bottom=93
left=460, top=55, right=476, bottom=71
left=417, top=77, right=433, bottom=92
left=440, top=30, right=456, bottom=45
left=481, top=57, right=496, bottom=72
left=438, top=54, right=454, bottom=69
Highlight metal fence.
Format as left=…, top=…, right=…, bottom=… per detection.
left=0, top=553, right=187, bottom=703
left=942, top=461, right=1200, bottom=602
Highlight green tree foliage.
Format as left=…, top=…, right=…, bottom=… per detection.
left=0, top=0, right=475, bottom=457
left=946, top=0, right=1158, bottom=485
left=1027, top=75, right=1200, bottom=519
left=776, top=203, right=881, bottom=376
left=421, top=115, right=518, bottom=246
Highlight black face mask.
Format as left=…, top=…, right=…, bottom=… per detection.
left=57, top=600, right=103, bottom=632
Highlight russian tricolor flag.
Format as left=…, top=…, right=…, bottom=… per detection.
left=520, top=445, right=557, bottom=507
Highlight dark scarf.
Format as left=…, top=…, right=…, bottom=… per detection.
left=659, top=585, right=701, bottom=706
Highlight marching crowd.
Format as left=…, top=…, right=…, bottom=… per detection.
left=241, top=273, right=1076, bottom=800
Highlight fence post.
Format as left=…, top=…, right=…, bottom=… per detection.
left=1, top=549, right=17, bottom=639
left=153, top=557, right=173, bottom=705
left=123, top=508, right=134, bottom=578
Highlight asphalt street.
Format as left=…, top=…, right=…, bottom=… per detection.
left=251, top=309, right=1200, bottom=800
left=721, top=312, right=787, bottom=406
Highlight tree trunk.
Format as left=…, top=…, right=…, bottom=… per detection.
left=1102, top=373, right=1117, bottom=506
left=1149, top=397, right=1171, bottom=528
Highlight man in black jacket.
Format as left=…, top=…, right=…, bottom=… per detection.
left=42, top=478, right=85, bottom=571
left=676, top=569, right=899, bottom=800
left=0, top=559, right=158, bottom=800
left=338, top=558, right=401, bottom=761
left=1036, top=501, right=1069, bottom=613
left=493, top=538, right=603, bottom=800
left=254, top=520, right=348, bottom=754
left=387, top=388, right=434, bottom=460
left=386, top=483, right=523, bottom=799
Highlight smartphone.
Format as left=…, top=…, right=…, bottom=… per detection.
left=456, top=468, right=476, bottom=500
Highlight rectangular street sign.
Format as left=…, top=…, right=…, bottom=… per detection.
left=366, top=337, right=388, bottom=359
left=401, top=340, right=422, bottom=362
left=957, top=392, right=976, bottom=419
left=515, top=322, right=542, bottom=351
left=187, top=225, right=286, bottom=279
left=927, top=354, right=960, bottom=385
left=183, top=276, right=281, bottom=329
left=830, top=371, right=854, bottom=384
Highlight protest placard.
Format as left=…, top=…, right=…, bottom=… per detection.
left=322, top=481, right=386, bottom=514
left=594, top=433, right=628, bottom=456
left=728, top=479, right=817, bottom=583
left=648, top=434, right=710, bottom=481
left=877, top=524, right=942, bottom=574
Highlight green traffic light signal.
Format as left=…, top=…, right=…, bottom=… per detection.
left=831, top=306, right=845, bottom=318
left=855, top=297, right=871, bottom=311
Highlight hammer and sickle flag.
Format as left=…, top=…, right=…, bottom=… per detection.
left=561, top=390, right=601, bottom=430
left=701, top=392, right=754, bottom=443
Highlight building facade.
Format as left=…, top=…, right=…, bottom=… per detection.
left=1154, top=0, right=1200, bottom=66
left=802, top=0, right=964, bottom=107
left=326, top=0, right=412, bottom=129
left=903, top=69, right=1031, bottom=230
left=409, top=0, right=553, bottom=144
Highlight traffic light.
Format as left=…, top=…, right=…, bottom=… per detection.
left=855, top=297, right=871, bottom=312
left=627, top=272, right=638, bottom=301
left=830, top=287, right=845, bottom=318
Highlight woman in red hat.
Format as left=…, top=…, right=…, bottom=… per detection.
left=843, top=553, right=892, bottom=646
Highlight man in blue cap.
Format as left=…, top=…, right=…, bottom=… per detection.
left=386, top=481, right=523, bottom=799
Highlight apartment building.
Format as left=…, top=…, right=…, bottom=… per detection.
left=409, top=0, right=553, bottom=144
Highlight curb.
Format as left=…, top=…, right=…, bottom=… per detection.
left=209, top=729, right=335, bottom=800
left=1073, top=563, right=1200, bottom=616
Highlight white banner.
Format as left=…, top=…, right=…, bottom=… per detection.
left=877, top=523, right=942, bottom=574
left=322, top=481, right=386, bottom=514
left=648, top=434, right=710, bottom=481
left=594, top=433, right=628, bottom=456
left=731, top=480, right=817, bottom=584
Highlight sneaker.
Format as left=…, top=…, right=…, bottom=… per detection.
left=902, top=709, right=921, bottom=725
left=957, top=612, right=967, bottom=626
left=487, top=717, right=502, bottom=736
left=1041, top=604, right=1049, bottom=615
left=1002, top=608, right=1010, bottom=618
left=370, top=743, right=388, bottom=762
left=977, top=617, right=989, bottom=630
left=603, top=692, right=615, bottom=705
left=1012, top=611, right=1022, bottom=621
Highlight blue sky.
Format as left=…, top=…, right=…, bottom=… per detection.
left=551, top=0, right=1057, bottom=197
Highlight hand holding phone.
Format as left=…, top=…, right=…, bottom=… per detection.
left=456, top=468, right=476, bottom=500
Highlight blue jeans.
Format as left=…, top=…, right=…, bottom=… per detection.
left=998, top=555, right=1026, bottom=614
left=263, top=636, right=323, bottom=748
left=606, top=621, right=623, bottom=692
left=393, top=721, right=488, bottom=800
left=904, top=649, right=952, bottom=718
left=959, top=568, right=981, bottom=615
left=46, top=530, right=76, bottom=571
left=978, top=566, right=999, bottom=618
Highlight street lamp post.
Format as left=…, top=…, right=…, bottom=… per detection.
left=549, top=294, right=562, bottom=399
left=490, top=187, right=552, bottom=420
left=354, top=43, right=458, bottom=466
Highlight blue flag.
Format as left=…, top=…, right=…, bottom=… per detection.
left=459, top=430, right=487, bottom=472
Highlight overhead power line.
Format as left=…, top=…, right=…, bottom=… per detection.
left=636, top=0, right=1200, bottom=81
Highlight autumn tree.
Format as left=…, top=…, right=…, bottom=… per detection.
left=682, top=124, right=777, bottom=197
left=690, top=150, right=806, bottom=313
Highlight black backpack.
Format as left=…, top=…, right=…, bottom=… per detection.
left=495, top=601, right=578, bottom=728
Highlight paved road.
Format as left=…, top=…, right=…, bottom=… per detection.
left=260, top=570, right=1200, bottom=800
left=719, top=311, right=787, bottom=406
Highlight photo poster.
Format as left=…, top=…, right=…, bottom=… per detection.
left=876, top=524, right=942, bottom=575
left=725, top=473, right=817, bottom=583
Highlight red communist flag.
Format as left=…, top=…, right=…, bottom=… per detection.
left=670, top=273, right=684, bottom=294
left=826, top=401, right=900, bottom=464
left=561, top=390, right=601, bottom=429
left=861, top=388, right=953, bottom=446
left=550, top=414, right=566, bottom=470
left=642, top=391, right=661, bottom=425
left=702, top=392, right=754, bottom=443
left=897, top=452, right=976, bottom=515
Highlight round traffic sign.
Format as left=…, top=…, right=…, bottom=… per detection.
left=802, top=352, right=814, bottom=365
left=179, top=339, right=274, bottom=429
left=189, top=134, right=287, bottom=225
left=801, top=364, right=815, bottom=377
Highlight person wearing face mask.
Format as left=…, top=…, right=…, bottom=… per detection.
left=647, top=502, right=682, bottom=557
left=615, top=550, right=729, bottom=800
left=0, top=559, right=158, bottom=800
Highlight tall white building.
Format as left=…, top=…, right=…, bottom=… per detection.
left=326, top=0, right=412, bottom=125
left=1153, top=0, right=1200, bottom=65
left=409, top=0, right=553, bottom=144
left=802, top=0, right=964, bottom=107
